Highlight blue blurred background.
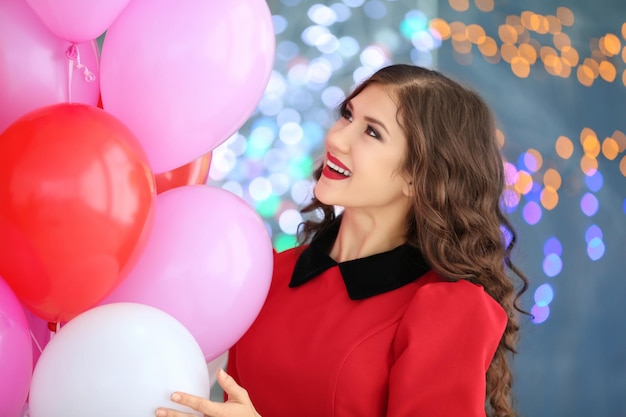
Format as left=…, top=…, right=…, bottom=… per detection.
left=206, top=0, right=626, bottom=415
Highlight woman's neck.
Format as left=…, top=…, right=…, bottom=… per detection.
left=330, top=209, right=408, bottom=263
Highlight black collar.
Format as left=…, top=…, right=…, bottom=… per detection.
left=289, top=221, right=431, bottom=300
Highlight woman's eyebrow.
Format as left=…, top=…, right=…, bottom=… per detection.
left=346, top=102, right=390, bottom=135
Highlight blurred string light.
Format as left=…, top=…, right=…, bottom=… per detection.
left=208, top=0, right=442, bottom=251
left=499, top=124, right=625, bottom=324
left=430, top=3, right=626, bottom=88
left=531, top=237, right=561, bottom=323
left=501, top=127, right=626, bottom=222
left=204, top=0, right=625, bottom=325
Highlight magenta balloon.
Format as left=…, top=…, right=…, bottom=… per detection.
left=101, top=185, right=273, bottom=361
left=22, top=307, right=51, bottom=369
left=25, top=0, right=131, bottom=43
left=0, top=0, right=100, bottom=133
left=0, top=277, right=33, bottom=417
left=100, top=0, right=275, bottom=174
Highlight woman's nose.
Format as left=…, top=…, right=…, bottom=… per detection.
left=325, top=121, right=353, bottom=153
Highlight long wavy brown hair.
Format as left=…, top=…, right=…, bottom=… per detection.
left=298, top=64, right=529, bottom=417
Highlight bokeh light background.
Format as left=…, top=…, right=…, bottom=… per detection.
left=205, top=0, right=625, bottom=414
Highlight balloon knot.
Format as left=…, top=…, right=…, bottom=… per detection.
left=65, top=44, right=79, bottom=60
left=66, top=43, right=96, bottom=83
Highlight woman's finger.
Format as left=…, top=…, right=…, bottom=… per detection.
left=165, top=392, right=221, bottom=416
left=156, top=371, right=260, bottom=417
left=217, top=369, right=251, bottom=403
left=155, top=392, right=221, bottom=416
left=154, top=402, right=198, bottom=417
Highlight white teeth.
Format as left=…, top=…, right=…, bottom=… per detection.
left=327, top=160, right=352, bottom=176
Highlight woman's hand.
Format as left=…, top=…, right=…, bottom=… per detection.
left=155, top=369, right=261, bottom=417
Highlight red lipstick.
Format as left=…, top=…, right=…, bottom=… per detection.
left=322, top=153, right=352, bottom=180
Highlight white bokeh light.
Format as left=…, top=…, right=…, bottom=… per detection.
left=412, top=30, right=436, bottom=51
left=308, top=58, right=334, bottom=84
left=227, top=133, right=247, bottom=157
left=338, top=36, right=360, bottom=57
left=291, top=179, right=315, bottom=205
left=374, top=28, right=401, bottom=51
left=279, top=209, right=304, bottom=235
left=308, top=4, right=338, bottom=26
left=263, top=148, right=289, bottom=172
left=250, top=125, right=276, bottom=151
left=268, top=172, right=291, bottom=196
left=316, top=33, right=340, bottom=54
left=276, top=40, right=299, bottom=61
left=364, top=0, right=386, bottom=19
left=272, top=15, right=288, bottom=34
left=259, top=93, right=284, bottom=116
left=265, top=71, right=288, bottom=96
left=221, top=180, right=243, bottom=198
left=330, top=2, right=351, bottom=21
left=359, top=44, right=387, bottom=68
left=279, top=122, right=304, bottom=145
left=277, top=108, right=302, bottom=126
left=352, top=65, right=375, bottom=84
left=209, top=147, right=237, bottom=181
left=342, top=0, right=365, bottom=8
left=249, top=177, right=273, bottom=202
left=287, top=63, right=310, bottom=85
left=321, top=85, right=345, bottom=108
left=301, top=25, right=331, bottom=46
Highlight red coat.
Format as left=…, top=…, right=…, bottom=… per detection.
left=229, top=232, right=506, bottom=417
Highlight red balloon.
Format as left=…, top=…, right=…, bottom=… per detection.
left=0, top=103, right=155, bottom=322
left=155, top=152, right=212, bottom=194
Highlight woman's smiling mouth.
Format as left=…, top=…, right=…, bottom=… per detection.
left=322, top=153, right=352, bottom=179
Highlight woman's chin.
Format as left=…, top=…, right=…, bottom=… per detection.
left=313, top=182, right=334, bottom=206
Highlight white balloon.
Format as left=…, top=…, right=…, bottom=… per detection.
left=29, top=303, right=211, bottom=417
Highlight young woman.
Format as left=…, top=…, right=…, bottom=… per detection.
left=156, top=64, right=529, bottom=417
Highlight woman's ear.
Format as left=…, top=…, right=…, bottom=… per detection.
left=402, top=177, right=414, bottom=198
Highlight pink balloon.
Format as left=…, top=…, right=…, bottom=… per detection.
left=100, top=0, right=275, bottom=174
left=0, top=276, right=33, bottom=417
left=25, top=0, right=131, bottom=43
left=101, top=185, right=273, bottom=361
left=0, top=0, right=100, bottom=133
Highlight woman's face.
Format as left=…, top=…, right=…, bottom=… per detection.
left=314, top=83, right=412, bottom=216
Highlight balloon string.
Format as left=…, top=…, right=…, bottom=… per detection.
left=65, top=44, right=96, bottom=103
left=67, top=52, right=74, bottom=103
left=30, top=329, right=43, bottom=354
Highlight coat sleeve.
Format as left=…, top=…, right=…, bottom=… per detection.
left=387, top=280, right=507, bottom=417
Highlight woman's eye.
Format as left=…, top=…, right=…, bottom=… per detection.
left=341, top=108, right=380, bottom=139
left=366, top=126, right=381, bottom=140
